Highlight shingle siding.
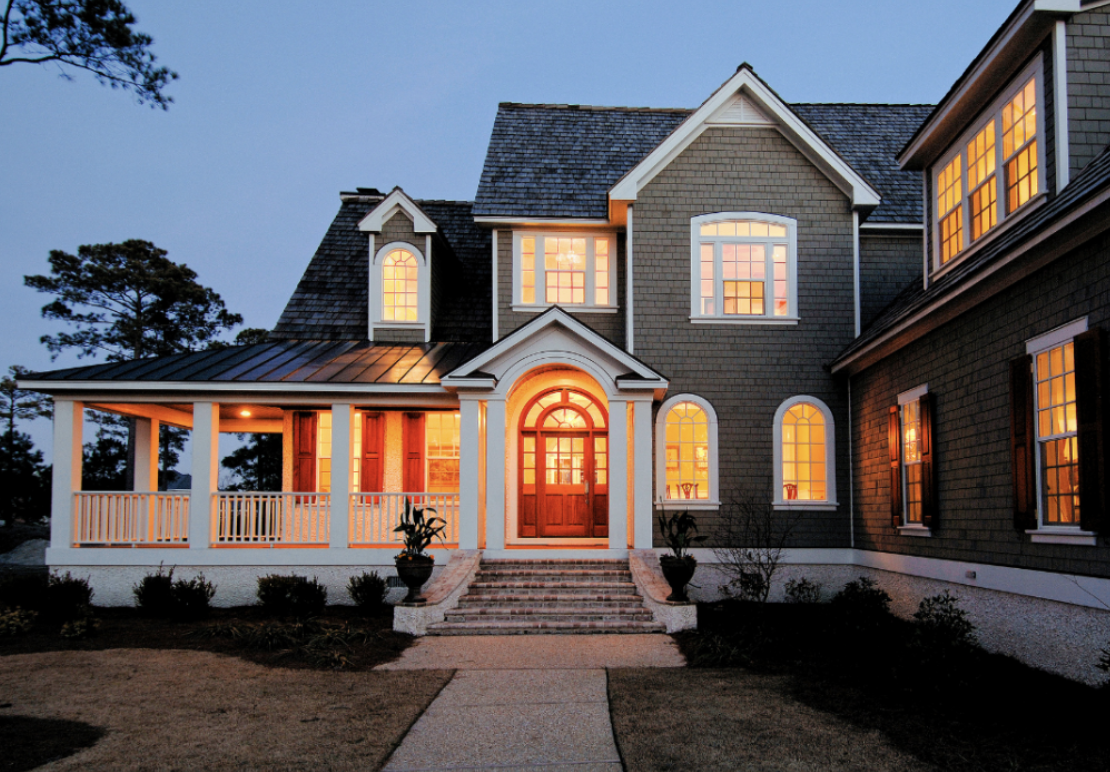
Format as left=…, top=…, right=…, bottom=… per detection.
left=852, top=232, right=1110, bottom=578
left=633, top=126, right=855, bottom=548
left=1068, top=9, right=1110, bottom=180
left=859, top=233, right=923, bottom=331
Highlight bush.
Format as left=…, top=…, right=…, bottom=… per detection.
left=59, top=616, right=100, bottom=639
left=256, top=574, right=327, bottom=618
left=0, top=573, right=48, bottom=612
left=912, top=591, right=977, bottom=650
left=0, top=607, right=37, bottom=636
left=347, top=572, right=388, bottom=616
left=45, top=572, right=93, bottom=623
left=830, top=576, right=891, bottom=631
left=784, top=577, right=823, bottom=604
left=133, top=566, right=175, bottom=616
left=1097, top=643, right=1110, bottom=688
left=171, top=575, right=216, bottom=620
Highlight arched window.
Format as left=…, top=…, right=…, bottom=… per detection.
left=382, top=249, right=419, bottom=322
left=773, top=396, right=837, bottom=508
left=656, top=394, right=719, bottom=508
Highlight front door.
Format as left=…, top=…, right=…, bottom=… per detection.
left=519, top=388, right=608, bottom=538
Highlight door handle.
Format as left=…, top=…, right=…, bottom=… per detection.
left=584, top=481, right=590, bottom=495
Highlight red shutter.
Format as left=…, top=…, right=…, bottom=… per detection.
left=360, top=411, right=385, bottom=493
left=919, top=392, right=938, bottom=530
left=888, top=405, right=902, bottom=528
left=402, top=413, right=425, bottom=493
left=293, top=411, right=317, bottom=493
left=1074, top=328, right=1107, bottom=534
left=1009, top=356, right=1037, bottom=530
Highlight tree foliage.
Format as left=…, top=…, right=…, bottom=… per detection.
left=222, top=433, right=282, bottom=492
left=0, top=0, right=176, bottom=108
left=1, top=365, right=52, bottom=436
left=0, top=429, right=51, bottom=521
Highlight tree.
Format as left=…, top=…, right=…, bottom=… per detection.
left=81, top=429, right=126, bottom=490
left=1, top=365, right=53, bottom=526
left=0, top=428, right=51, bottom=522
left=221, top=433, right=282, bottom=492
left=1, top=0, right=176, bottom=108
left=713, top=489, right=803, bottom=603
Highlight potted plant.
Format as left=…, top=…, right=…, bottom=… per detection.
left=657, top=508, right=704, bottom=602
left=393, top=497, right=447, bottom=604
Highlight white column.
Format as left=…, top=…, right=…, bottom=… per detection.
left=633, top=399, right=654, bottom=548
left=458, top=397, right=481, bottom=550
left=133, top=417, right=160, bottom=491
left=189, top=402, right=219, bottom=549
left=485, top=398, right=506, bottom=550
left=50, top=400, right=83, bottom=549
left=330, top=403, right=353, bottom=550
left=608, top=398, right=628, bottom=550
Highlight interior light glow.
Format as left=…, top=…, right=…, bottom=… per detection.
left=240, top=409, right=251, bottom=417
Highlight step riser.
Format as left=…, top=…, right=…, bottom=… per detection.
left=457, top=599, right=645, bottom=609
left=446, top=615, right=655, bottom=624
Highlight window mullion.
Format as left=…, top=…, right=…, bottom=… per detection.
left=764, top=238, right=773, bottom=318
left=586, top=237, right=596, bottom=306
left=536, top=235, right=546, bottom=306
left=715, top=241, right=723, bottom=318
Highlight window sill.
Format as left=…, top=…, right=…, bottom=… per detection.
left=898, top=524, right=932, bottom=537
left=659, top=500, right=721, bottom=511
left=1026, top=528, right=1098, bottom=546
left=931, top=191, right=1048, bottom=279
left=375, top=321, right=425, bottom=328
left=773, top=501, right=838, bottom=511
left=690, top=316, right=799, bottom=326
left=513, top=305, right=618, bottom=314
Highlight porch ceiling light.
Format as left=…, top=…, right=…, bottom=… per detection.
left=239, top=409, right=251, bottom=417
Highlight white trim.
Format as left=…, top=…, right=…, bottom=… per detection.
left=1054, top=20, right=1070, bottom=191
left=20, top=381, right=454, bottom=396
left=853, top=211, right=861, bottom=337
left=473, top=216, right=611, bottom=227
left=897, top=383, right=930, bottom=405
left=1028, top=528, right=1098, bottom=545
left=689, top=317, right=799, bottom=326
left=1026, top=316, right=1087, bottom=354
left=357, top=188, right=437, bottom=234
left=367, top=233, right=375, bottom=340
left=511, top=231, right=617, bottom=311
left=655, top=394, right=720, bottom=506
left=425, top=235, right=433, bottom=343
left=929, top=192, right=1049, bottom=283
left=189, top=402, right=218, bottom=550
left=707, top=93, right=776, bottom=125
left=689, top=212, right=799, bottom=322
left=491, top=230, right=499, bottom=342
left=608, top=398, right=629, bottom=551
left=899, top=524, right=933, bottom=538
left=772, top=395, right=838, bottom=508
left=632, top=399, right=654, bottom=548
left=609, top=66, right=881, bottom=209
left=626, top=206, right=634, bottom=354
left=859, top=222, right=925, bottom=231
left=50, top=400, right=82, bottom=549
left=371, top=240, right=431, bottom=340
left=512, top=305, right=618, bottom=314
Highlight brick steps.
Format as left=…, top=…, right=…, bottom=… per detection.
left=426, top=558, right=663, bottom=636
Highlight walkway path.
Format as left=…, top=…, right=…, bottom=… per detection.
left=378, top=634, right=684, bottom=771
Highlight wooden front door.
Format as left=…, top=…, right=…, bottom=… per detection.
left=519, top=388, right=608, bottom=539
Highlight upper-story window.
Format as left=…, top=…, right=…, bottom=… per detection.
left=382, top=248, right=419, bottom=322
left=513, top=232, right=615, bottom=310
left=690, top=213, right=798, bottom=323
left=932, top=58, right=1043, bottom=270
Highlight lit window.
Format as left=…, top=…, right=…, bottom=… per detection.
left=426, top=412, right=461, bottom=493
left=781, top=402, right=827, bottom=502
left=1034, top=342, right=1079, bottom=525
left=937, top=156, right=963, bottom=264
left=314, top=411, right=365, bottom=493
left=966, top=122, right=997, bottom=241
left=692, top=214, right=796, bottom=321
left=1003, top=78, right=1038, bottom=213
left=901, top=399, right=924, bottom=524
left=514, top=233, right=615, bottom=308
left=663, top=402, right=710, bottom=501
left=382, top=249, right=419, bottom=322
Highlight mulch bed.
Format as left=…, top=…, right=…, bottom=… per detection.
left=674, top=600, right=1110, bottom=772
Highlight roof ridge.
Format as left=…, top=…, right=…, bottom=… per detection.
left=498, top=102, right=692, bottom=114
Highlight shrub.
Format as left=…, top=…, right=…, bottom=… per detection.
left=0, top=573, right=48, bottom=612
left=0, top=607, right=37, bottom=636
left=830, top=576, right=891, bottom=631
left=45, top=572, right=93, bottom=623
left=60, top=616, right=100, bottom=639
left=1097, top=643, right=1110, bottom=688
left=171, top=575, right=216, bottom=621
left=912, top=591, right=977, bottom=650
left=133, top=566, right=176, bottom=616
left=347, top=572, right=388, bottom=616
left=256, top=574, right=327, bottom=618
left=784, top=577, right=823, bottom=604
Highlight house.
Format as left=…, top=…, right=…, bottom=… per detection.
left=20, top=0, right=1110, bottom=681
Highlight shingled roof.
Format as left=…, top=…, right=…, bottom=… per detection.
left=473, top=101, right=932, bottom=224
left=270, top=196, right=491, bottom=342
left=834, top=141, right=1110, bottom=370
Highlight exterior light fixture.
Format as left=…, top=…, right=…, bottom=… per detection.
left=240, top=409, right=251, bottom=417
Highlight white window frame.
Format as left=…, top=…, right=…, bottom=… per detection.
left=655, top=394, right=720, bottom=510
left=689, top=212, right=799, bottom=325
left=772, top=395, right=837, bottom=510
left=897, top=384, right=931, bottom=535
left=931, top=56, right=1046, bottom=274
left=512, top=231, right=618, bottom=313
left=1024, top=317, right=1097, bottom=544
left=425, top=410, right=461, bottom=494
left=371, top=240, right=431, bottom=336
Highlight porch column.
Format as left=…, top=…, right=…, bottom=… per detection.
left=329, top=403, right=353, bottom=549
left=189, top=402, right=219, bottom=549
left=608, top=398, right=628, bottom=550
left=633, top=398, right=654, bottom=548
left=458, top=397, right=481, bottom=549
left=485, top=398, right=507, bottom=550
left=50, top=400, right=83, bottom=549
left=133, top=417, right=160, bottom=491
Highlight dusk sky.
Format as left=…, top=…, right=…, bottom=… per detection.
left=1, top=0, right=1017, bottom=463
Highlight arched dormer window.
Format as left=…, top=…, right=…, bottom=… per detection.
left=690, top=212, right=798, bottom=324
left=371, top=241, right=430, bottom=340
left=773, top=396, right=837, bottom=509
left=655, top=394, right=720, bottom=509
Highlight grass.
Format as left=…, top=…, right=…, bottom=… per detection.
left=649, top=599, right=1110, bottom=772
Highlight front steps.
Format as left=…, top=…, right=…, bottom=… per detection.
left=426, top=558, right=665, bottom=635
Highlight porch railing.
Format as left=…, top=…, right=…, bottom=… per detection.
left=73, top=492, right=190, bottom=546
left=350, top=492, right=460, bottom=547
left=213, top=492, right=330, bottom=546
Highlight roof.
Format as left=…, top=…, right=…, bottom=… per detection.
left=474, top=101, right=931, bottom=223
left=271, top=197, right=491, bottom=342
left=834, top=141, right=1110, bottom=370
left=23, top=340, right=489, bottom=386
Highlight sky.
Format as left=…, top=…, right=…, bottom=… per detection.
left=0, top=0, right=1019, bottom=466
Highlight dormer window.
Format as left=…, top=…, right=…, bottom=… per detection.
left=932, top=58, right=1043, bottom=270
left=513, top=232, right=615, bottom=311
left=382, top=248, right=419, bottom=322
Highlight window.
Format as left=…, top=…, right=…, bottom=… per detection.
left=891, top=385, right=935, bottom=531
left=514, top=232, right=615, bottom=309
left=1029, top=328, right=1081, bottom=527
left=371, top=241, right=429, bottom=338
left=426, top=412, right=461, bottom=493
left=382, top=249, right=419, bottom=321
left=304, top=410, right=365, bottom=493
left=656, top=395, right=719, bottom=508
left=773, top=396, right=837, bottom=508
left=690, top=213, right=797, bottom=322
left=932, top=60, right=1043, bottom=268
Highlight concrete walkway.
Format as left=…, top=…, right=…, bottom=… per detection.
left=378, top=635, right=684, bottom=771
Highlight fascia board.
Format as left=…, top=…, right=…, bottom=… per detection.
left=473, top=216, right=612, bottom=228
left=17, top=380, right=450, bottom=394
left=609, top=70, right=880, bottom=208
left=358, top=189, right=438, bottom=233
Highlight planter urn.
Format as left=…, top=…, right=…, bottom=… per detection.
left=395, top=555, right=435, bottom=604
left=658, top=555, right=697, bottom=602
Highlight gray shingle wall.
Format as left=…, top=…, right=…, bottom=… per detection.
left=851, top=232, right=1110, bottom=578
left=1068, top=9, right=1110, bottom=180
left=860, top=233, right=923, bottom=331
left=632, top=127, right=856, bottom=548
left=495, top=229, right=626, bottom=346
